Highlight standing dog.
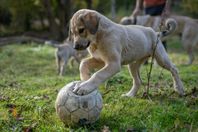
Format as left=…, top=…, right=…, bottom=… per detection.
left=69, top=9, right=184, bottom=97
left=120, top=15, right=198, bottom=65
left=46, top=40, right=88, bottom=76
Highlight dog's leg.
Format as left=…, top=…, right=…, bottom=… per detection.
left=59, top=60, right=67, bottom=76
left=155, top=42, right=185, bottom=96
left=182, top=39, right=194, bottom=65
left=122, top=61, right=142, bottom=97
left=122, top=57, right=148, bottom=97
left=56, top=55, right=61, bottom=75
left=186, top=46, right=194, bottom=65
left=74, top=54, right=81, bottom=64
left=80, top=57, right=105, bottom=81
left=75, top=57, right=121, bottom=95
left=69, top=57, right=75, bottom=68
left=182, top=27, right=195, bottom=65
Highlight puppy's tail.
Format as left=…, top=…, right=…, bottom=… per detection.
left=158, top=18, right=177, bottom=37
left=45, top=40, right=61, bottom=48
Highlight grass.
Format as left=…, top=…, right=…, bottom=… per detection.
left=0, top=38, right=198, bottom=131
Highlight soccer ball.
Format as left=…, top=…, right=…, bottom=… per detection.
left=55, top=81, right=103, bottom=126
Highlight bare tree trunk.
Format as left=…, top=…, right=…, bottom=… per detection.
left=24, top=13, right=31, bottom=31
left=111, top=0, right=116, bottom=21
left=42, top=0, right=59, bottom=40
left=86, top=0, right=92, bottom=9
left=57, top=0, right=73, bottom=40
left=38, top=11, right=46, bottom=30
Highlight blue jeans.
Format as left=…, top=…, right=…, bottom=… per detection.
left=145, top=3, right=165, bottom=16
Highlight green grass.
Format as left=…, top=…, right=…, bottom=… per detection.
left=0, top=39, right=198, bottom=131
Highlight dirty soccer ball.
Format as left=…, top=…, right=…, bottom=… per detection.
left=55, top=81, right=103, bottom=126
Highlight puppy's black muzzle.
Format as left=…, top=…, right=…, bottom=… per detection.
left=74, top=41, right=90, bottom=50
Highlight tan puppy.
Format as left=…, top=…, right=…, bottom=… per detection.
left=120, top=15, right=198, bottom=65
left=46, top=40, right=88, bottom=76
left=69, top=9, right=184, bottom=97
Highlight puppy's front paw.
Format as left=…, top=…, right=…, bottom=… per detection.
left=73, top=81, right=97, bottom=95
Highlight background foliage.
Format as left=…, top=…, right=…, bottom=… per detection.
left=1, top=0, right=197, bottom=40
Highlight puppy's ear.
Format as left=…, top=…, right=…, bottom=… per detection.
left=81, top=12, right=99, bottom=34
left=68, top=20, right=73, bottom=41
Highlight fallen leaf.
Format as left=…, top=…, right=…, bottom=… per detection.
left=101, top=125, right=111, bottom=132
left=0, top=95, right=10, bottom=101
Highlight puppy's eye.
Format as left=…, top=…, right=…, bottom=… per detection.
left=79, top=28, right=84, bottom=34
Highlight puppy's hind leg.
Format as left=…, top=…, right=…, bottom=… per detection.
left=122, top=59, right=144, bottom=97
left=154, top=42, right=185, bottom=96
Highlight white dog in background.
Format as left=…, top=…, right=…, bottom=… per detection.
left=45, top=40, right=88, bottom=76
left=120, top=15, right=198, bottom=65
left=69, top=9, right=185, bottom=97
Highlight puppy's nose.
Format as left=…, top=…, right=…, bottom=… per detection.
left=73, top=44, right=81, bottom=50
